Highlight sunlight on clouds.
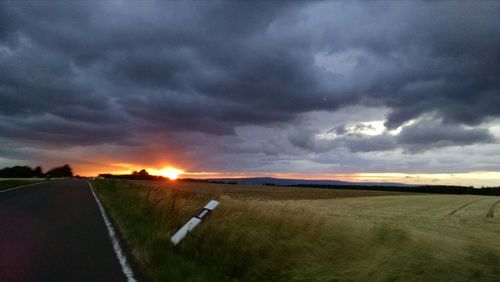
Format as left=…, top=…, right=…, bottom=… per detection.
left=316, top=120, right=387, bottom=140
left=183, top=171, right=500, bottom=187
left=349, top=121, right=385, bottom=136
left=354, top=171, right=500, bottom=187
left=482, top=118, right=500, bottom=138
left=314, top=49, right=365, bottom=77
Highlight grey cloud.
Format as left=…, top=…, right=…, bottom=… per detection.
left=4, top=2, right=499, bottom=130
left=330, top=125, right=347, bottom=135
left=0, top=114, right=133, bottom=148
left=344, top=135, right=398, bottom=153
left=288, top=117, right=495, bottom=154
left=397, top=119, right=496, bottom=152
left=350, top=118, right=495, bottom=153
left=0, top=1, right=499, bottom=174
left=288, top=127, right=319, bottom=151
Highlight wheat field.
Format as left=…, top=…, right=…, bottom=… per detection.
left=93, top=179, right=500, bottom=281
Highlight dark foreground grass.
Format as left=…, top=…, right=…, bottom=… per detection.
left=0, top=179, right=42, bottom=191
left=93, top=179, right=500, bottom=282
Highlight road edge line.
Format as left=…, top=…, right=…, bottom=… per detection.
left=0, top=181, right=48, bottom=194
left=87, top=181, right=137, bottom=282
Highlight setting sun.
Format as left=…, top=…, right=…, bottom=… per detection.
left=156, top=167, right=184, bottom=180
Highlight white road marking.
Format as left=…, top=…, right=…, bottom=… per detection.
left=0, top=181, right=47, bottom=194
left=87, top=181, right=137, bottom=282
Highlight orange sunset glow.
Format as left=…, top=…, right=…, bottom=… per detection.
left=152, top=167, right=184, bottom=180
left=74, top=162, right=500, bottom=187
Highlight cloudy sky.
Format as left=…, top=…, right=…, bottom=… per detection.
left=1, top=1, right=499, bottom=186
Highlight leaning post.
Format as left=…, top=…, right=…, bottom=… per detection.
left=170, top=200, right=219, bottom=246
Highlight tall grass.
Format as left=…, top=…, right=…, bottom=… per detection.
left=93, top=180, right=500, bottom=281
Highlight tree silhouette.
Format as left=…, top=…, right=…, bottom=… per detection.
left=34, top=166, right=43, bottom=177
left=98, top=168, right=161, bottom=180
left=46, top=164, right=73, bottom=178
left=0, top=165, right=42, bottom=178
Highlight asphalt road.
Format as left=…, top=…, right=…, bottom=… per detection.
left=0, top=179, right=132, bottom=282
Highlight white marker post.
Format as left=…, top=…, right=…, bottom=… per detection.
left=171, top=200, right=219, bottom=246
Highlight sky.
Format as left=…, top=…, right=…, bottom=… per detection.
left=1, top=1, right=499, bottom=186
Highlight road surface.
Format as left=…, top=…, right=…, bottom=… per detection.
left=0, top=179, right=135, bottom=281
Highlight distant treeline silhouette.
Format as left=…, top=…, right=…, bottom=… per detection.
left=99, top=169, right=167, bottom=181
left=0, top=164, right=73, bottom=178
left=284, top=184, right=500, bottom=196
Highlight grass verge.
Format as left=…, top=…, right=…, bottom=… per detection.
left=0, top=179, right=42, bottom=191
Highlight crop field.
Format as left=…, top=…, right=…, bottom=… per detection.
left=131, top=179, right=413, bottom=200
left=93, top=179, right=500, bottom=281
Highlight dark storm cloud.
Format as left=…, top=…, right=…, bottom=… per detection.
left=0, top=114, right=132, bottom=147
left=0, top=1, right=499, bottom=169
left=290, top=118, right=496, bottom=154
left=397, top=119, right=495, bottom=152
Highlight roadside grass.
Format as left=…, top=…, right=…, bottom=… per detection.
left=93, top=179, right=500, bottom=282
left=0, top=179, right=43, bottom=191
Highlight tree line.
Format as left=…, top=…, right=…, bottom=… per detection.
left=285, top=184, right=500, bottom=196
left=99, top=169, right=167, bottom=181
left=0, top=164, right=74, bottom=178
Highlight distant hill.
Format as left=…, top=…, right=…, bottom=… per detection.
left=202, top=177, right=500, bottom=196
left=206, top=177, right=409, bottom=187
